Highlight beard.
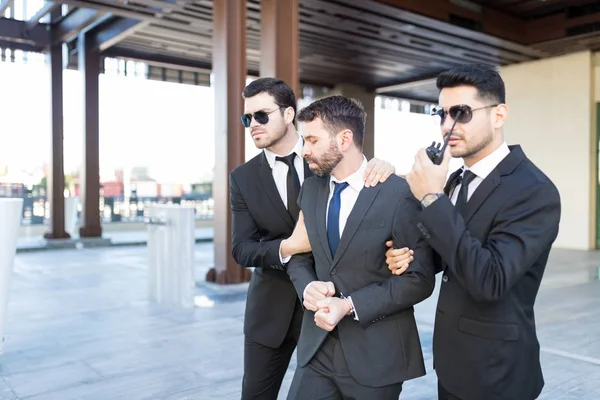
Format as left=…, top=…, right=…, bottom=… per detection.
left=451, top=129, right=494, bottom=159
left=305, top=141, right=343, bottom=177
left=252, top=120, right=287, bottom=149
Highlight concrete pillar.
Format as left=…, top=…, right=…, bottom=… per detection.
left=0, top=198, right=23, bottom=355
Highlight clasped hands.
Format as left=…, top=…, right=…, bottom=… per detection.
left=303, top=281, right=348, bottom=332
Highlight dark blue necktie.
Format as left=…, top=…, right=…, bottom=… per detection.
left=327, top=182, right=349, bottom=257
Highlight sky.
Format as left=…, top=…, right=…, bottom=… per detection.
left=0, top=55, right=461, bottom=187
left=1, top=58, right=217, bottom=184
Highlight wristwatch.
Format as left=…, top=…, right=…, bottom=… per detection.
left=421, top=193, right=444, bottom=208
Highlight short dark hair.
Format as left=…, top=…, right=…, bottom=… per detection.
left=436, top=64, right=506, bottom=104
left=242, top=77, right=297, bottom=123
left=297, top=95, right=365, bottom=149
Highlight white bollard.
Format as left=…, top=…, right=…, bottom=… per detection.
left=0, top=198, right=23, bottom=355
left=146, top=204, right=195, bottom=308
left=64, top=197, right=79, bottom=237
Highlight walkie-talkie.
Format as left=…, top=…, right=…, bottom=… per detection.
left=426, top=110, right=462, bottom=165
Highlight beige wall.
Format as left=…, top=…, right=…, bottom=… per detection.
left=499, top=51, right=595, bottom=250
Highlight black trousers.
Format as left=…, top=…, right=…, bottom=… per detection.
left=287, top=333, right=403, bottom=400
left=241, top=302, right=301, bottom=400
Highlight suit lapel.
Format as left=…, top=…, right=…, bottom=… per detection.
left=462, top=170, right=500, bottom=224
left=256, top=153, right=295, bottom=228
left=315, top=178, right=332, bottom=264
left=444, top=167, right=463, bottom=196
left=441, top=146, right=525, bottom=273
left=461, top=145, right=525, bottom=223
left=330, top=185, right=380, bottom=271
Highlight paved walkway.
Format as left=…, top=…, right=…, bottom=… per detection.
left=1, top=245, right=599, bottom=399
left=16, top=227, right=214, bottom=252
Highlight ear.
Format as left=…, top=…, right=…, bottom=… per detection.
left=339, top=129, right=354, bottom=151
left=493, top=104, right=508, bottom=129
left=284, top=106, right=295, bottom=125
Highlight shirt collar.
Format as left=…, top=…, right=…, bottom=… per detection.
left=465, top=141, right=510, bottom=180
left=263, top=135, right=304, bottom=169
left=329, top=156, right=367, bottom=193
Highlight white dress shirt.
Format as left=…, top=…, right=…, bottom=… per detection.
left=450, top=142, right=510, bottom=204
left=263, top=136, right=305, bottom=208
left=265, top=136, right=305, bottom=265
left=326, top=156, right=367, bottom=234
left=300, top=157, right=367, bottom=321
left=323, top=156, right=368, bottom=321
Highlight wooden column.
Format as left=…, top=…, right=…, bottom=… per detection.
left=44, top=9, right=69, bottom=240
left=260, top=0, right=299, bottom=95
left=77, top=31, right=102, bottom=238
left=206, top=0, right=248, bottom=284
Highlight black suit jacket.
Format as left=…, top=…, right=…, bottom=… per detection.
left=230, top=151, right=312, bottom=348
left=414, top=145, right=561, bottom=400
left=286, top=173, right=436, bottom=388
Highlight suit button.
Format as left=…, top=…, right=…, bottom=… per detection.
left=442, top=275, right=449, bottom=283
left=331, top=268, right=337, bottom=275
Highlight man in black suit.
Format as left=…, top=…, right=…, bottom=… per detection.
left=284, top=95, right=437, bottom=400
left=398, top=64, right=561, bottom=400
left=231, top=77, right=401, bottom=399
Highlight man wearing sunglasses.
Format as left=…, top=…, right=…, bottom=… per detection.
left=393, top=64, right=561, bottom=399
left=231, top=77, right=403, bottom=400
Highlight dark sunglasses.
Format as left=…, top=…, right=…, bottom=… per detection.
left=240, top=107, right=282, bottom=128
left=431, top=104, right=498, bottom=125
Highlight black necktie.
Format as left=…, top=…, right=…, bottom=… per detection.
left=276, top=153, right=301, bottom=220
left=455, top=170, right=477, bottom=215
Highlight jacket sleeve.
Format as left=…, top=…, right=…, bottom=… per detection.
left=415, top=182, right=561, bottom=302
left=230, top=172, right=285, bottom=270
left=285, top=180, right=319, bottom=302
left=286, top=252, right=318, bottom=303
left=348, top=192, right=437, bottom=328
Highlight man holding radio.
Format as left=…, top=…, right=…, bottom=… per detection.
left=389, top=64, right=561, bottom=400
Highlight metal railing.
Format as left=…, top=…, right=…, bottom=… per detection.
left=0, top=194, right=214, bottom=225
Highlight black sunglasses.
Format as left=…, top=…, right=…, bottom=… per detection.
left=240, top=107, right=282, bottom=128
left=431, top=104, right=498, bottom=125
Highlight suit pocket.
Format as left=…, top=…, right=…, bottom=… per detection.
left=358, top=219, right=385, bottom=230
left=458, top=317, right=519, bottom=342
